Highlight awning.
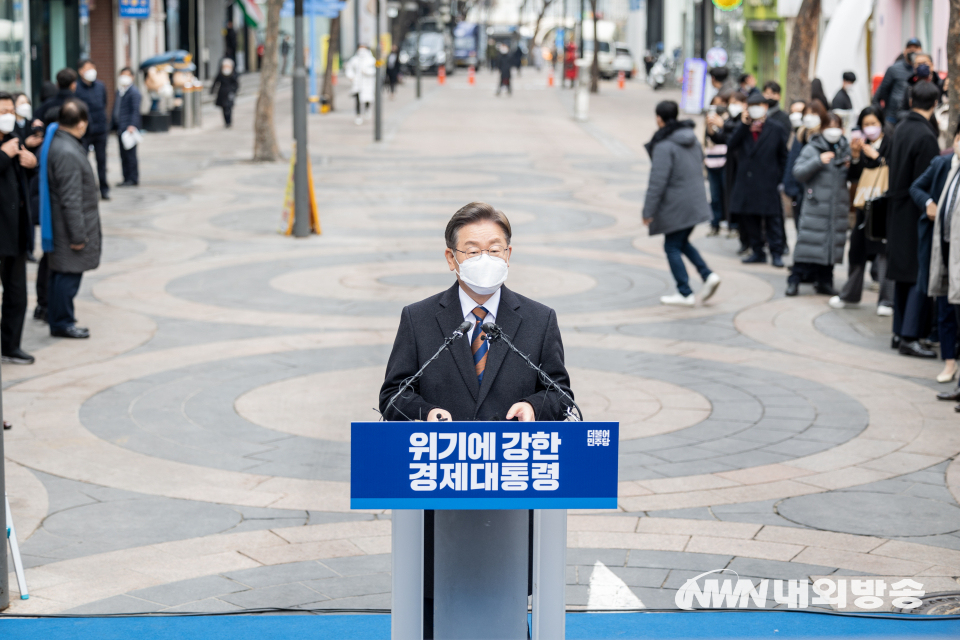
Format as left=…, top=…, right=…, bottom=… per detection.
left=236, top=0, right=264, bottom=28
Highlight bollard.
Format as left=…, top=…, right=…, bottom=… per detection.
left=618, top=70, right=625, bottom=89
left=438, top=65, right=446, bottom=85
left=574, top=60, right=589, bottom=121
left=182, top=85, right=193, bottom=129
left=468, top=65, right=475, bottom=85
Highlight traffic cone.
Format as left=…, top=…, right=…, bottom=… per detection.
left=438, top=65, right=446, bottom=85
left=548, top=68, right=554, bottom=87
left=618, top=70, right=625, bottom=89
left=332, top=71, right=337, bottom=86
left=468, top=65, right=475, bottom=85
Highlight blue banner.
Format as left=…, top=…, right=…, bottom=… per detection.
left=280, top=0, right=346, bottom=17
left=119, top=0, right=150, bottom=19
left=351, top=422, right=619, bottom=510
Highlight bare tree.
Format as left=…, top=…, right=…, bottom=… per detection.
left=949, top=0, right=959, bottom=137
left=253, top=0, right=284, bottom=161
left=530, top=0, right=557, bottom=47
left=785, top=0, right=820, bottom=103
left=589, top=0, right=599, bottom=92
left=322, top=16, right=340, bottom=110
left=517, top=0, right=530, bottom=29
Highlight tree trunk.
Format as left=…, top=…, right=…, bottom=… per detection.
left=322, top=16, right=340, bottom=110
left=253, top=0, right=284, bottom=161
left=589, top=0, right=599, bottom=93
left=949, top=0, right=959, bottom=138
left=785, top=0, right=820, bottom=104
left=531, top=0, right=555, bottom=48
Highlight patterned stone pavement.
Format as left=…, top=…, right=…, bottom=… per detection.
left=3, top=68, right=960, bottom=616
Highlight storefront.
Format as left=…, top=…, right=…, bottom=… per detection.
left=0, top=0, right=28, bottom=94
left=742, top=0, right=784, bottom=89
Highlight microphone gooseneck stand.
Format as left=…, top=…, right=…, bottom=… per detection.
left=382, top=320, right=473, bottom=421
left=481, top=323, right=583, bottom=421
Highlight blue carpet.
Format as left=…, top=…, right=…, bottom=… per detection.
left=1, top=612, right=959, bottom=639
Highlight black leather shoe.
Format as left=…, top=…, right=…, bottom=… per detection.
left=742, top=253, right=767, bottom=264
left=33, top=305, right=47, bottom=321
left=937, top=389, right=960, bottom=401
left=891, top=335, right=901, bottom=350
left=899, top=340, right=937, bottom=358
left=1, top=348, right=35, bottom=364
left=785, top=281, right=799, bottom=297
left=814, top=282, right=839, bottom=296
left=954, top=403, right=960, bottom=413
left=101, top=191, right=111, bottom=201
left=51, top=325, right=90, bottom=339
left=771, top=255, right=784, bottom=268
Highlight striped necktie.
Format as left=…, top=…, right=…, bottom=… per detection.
left=472, top=306, right=489, bottom=382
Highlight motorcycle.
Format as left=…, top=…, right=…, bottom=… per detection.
left=646, top=52, right=671, bottom=90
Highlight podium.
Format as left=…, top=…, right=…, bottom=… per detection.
left=352, top=422, right=619, bottom=640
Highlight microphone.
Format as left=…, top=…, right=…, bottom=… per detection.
left=382, top=320, right=473, bottom=421
left=481, top=322, right=582, bottom=421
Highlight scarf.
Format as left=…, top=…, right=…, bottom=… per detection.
left=644, top=119, right=695, bottom=159
left=750, top=119, right=763, bottom=141
left=38, top=123, right=58, bottom=253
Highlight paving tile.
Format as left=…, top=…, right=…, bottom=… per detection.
left=303, top=572, right=391, bottom=599
left=224, top=560, right=340, bottom=588
left=219, top=583, right=330, bottom=609
left=625, top=550, right=733, bottom=570
left=129, top=575, right=249, bottom=606
left=319, top=553, right=392, bottom=577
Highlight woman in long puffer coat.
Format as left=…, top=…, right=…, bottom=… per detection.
left=787, top=112, right=852, bottom=297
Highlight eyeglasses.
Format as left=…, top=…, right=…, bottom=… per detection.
left=456, top=246, right=506, bottom=260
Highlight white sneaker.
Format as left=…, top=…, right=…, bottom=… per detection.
left=828, top=295, right=851, bottom=309
left=660, top=293, right=696, bottom=307
left=700, top=273, right=721, bottom=303
left=355, top=116, right=363, bottom=125
left=876, top=304, right=893, bottom=317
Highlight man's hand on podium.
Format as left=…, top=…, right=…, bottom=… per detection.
left=506, top=402, right=535, bottom=422
left=427, top=409, right=453, bottom=422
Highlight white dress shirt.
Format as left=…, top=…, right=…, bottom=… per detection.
left=458, top=284, right=500, bottom=343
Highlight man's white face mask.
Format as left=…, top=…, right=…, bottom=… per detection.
left=456, top=253, right=509, bottom=296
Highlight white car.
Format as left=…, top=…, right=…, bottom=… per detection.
left=611, top=44, right=635, bottom=79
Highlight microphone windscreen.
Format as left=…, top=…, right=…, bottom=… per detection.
left=481, top=323, right=498, bottom=335
left=457, top=320, right=473, bottom=334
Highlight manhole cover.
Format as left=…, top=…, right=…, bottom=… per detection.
left=896, top=591, right=960, bottom=615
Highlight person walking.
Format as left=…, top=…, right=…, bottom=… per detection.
left=281, top=35, right=291, bottom=75
left=74, top=59, right=110, bottom=200
left=113, top=67, right=141, bottom=187
left=386, top=45, right=401, bottom=98
left=496, top=44, right=513, bottom=96
left=0, top=91, right=37, bottom=364
left=786, top=112, right=851, bottom=297
left=40, top=99, right=101, bottom=339
left=913, top=122, right=960, bottom=382
left=643, top=101, right=721, bottom=307
left=886, top=80, right=942, bottom=358
left=873, top=38, right=922, bottom=124
left=344, top=45, right=376, bottom=125
left=210, top=58, right=239, bottom=128
left=727, top=93, right=789, bottom=267
left=831, top=72, right=856, bottom=110
left=830, top=106, right=895, bottom=316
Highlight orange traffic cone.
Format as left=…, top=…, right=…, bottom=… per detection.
left=438, top=65, right=446, bottom=85
left=618, top=70, right=625, bottom=89
left=468, top=65, right=475, bottom=85
left=548, top=68, right=554, bottom=87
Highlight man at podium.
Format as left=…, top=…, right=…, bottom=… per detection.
left=379, top=201, right=574, bottom=422
left=378, top=202, right=575, bottom=639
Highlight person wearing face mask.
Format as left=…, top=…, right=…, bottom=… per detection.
left=911, top=121, right=960, bottom=386
left=898, top=52, right=944, bottom=123
left=706, top=91, right=747, bottom=247
left=0, top=91, right=38, bottom=364
left=704, top=95, right=729, bottom=236
left=886, top=80, right=942, bottom=358
left=783, top=100, right=829, bottom=232
left=761, top=81, right=791, bottom=137
left=831, top=72, right=856, bottom=111
left=873, top=38, right=922, bottom=125
left=210, top=58, right=239, bottom=128
left=831, top=106, right=895, bottom=316
left=73, top=60, right=111, bottom=200
left=727, top=92, right=789, bottom=267
left=786, top=113, right=851, bottom=297
left=42, top=99, right=102, bottom=339
left=38, top=68, right=78, bottom=127
left=112, top=67, right=142, bottom=187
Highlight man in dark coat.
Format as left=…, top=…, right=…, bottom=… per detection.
left=0, top=92, right=37, bottom=364
left=873, top=38, right=921, bottom=124
left=210, top=58, right=240, bottom=127
left=74, top=59, right=111, bottom=200
left=224, top=20, right=238, bottom=61
left=643, top=100, right=721, bottom=306
left=496, top=45, right=513, bottom=96
left=112, top=67, right=142, bottom=187
left=45, top=99, right=102, bottom=339
left=762, top=81, right=791, bottom=137
left=886, top=80, right=941, bottom=358
left=727, top=93, right=789, bottom=266
left=831, top=72, right=856, bottom=110
left=38, top=68, right=77, bottom=126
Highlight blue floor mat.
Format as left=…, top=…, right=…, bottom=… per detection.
left=1, top=612, right=958, bottom=639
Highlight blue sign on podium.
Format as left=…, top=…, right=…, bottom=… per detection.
left=351, top=422, right=619, bottom=509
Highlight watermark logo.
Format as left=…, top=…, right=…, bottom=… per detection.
left=675, top=569, right=925, bottom=611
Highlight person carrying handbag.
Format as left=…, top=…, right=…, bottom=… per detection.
left=830, top=106, right=895, bottom=316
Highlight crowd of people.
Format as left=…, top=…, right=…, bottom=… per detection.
left=646, top=37, right=960, bottom=394
left=0, top=60, right=131, bottom=366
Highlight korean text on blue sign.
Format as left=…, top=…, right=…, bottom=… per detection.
left=119, top=0, right=151, bottom=19
left=350, top=422, right=619, bottom=509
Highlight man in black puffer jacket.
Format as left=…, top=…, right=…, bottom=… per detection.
left=873, top=38, right=921, bottom=125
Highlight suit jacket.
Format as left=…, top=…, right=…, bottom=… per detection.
left=112, top=86, right=142, bottom=132
left=74, top=79, right=109, bottom=135
left=727, top=119, right=789, bottom=216
left=379, top=283, right=573, bottom=422
left=912, top=153, right=956, bottom=295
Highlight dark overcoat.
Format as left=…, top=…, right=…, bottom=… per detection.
left=727, top=119, right=789, bottom=216
left=47, top=129, right=102, bottom=273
